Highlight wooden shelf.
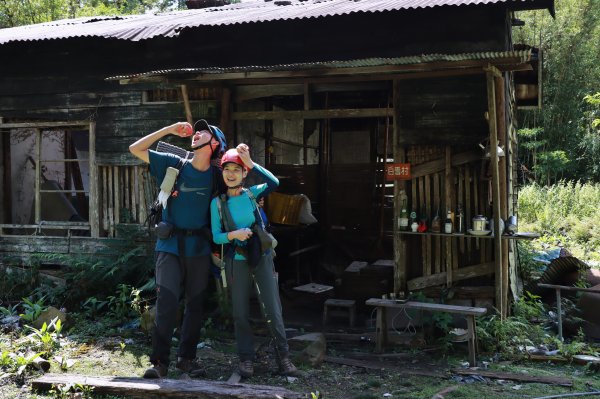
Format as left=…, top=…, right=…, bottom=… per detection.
left=395, top=231, right=539, bottom=240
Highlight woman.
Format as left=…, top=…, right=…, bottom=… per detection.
left=210, top=144, right=298, bottom=378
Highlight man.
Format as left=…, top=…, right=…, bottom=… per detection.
left=129, top=120, right=226, bottom=379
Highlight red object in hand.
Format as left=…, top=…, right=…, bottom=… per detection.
left=171, top=191, right=179, bottom=198
left=180, top=123, right=193, bottom=137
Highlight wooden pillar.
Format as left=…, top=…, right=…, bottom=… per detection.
left=180, top=85, right=194, bottom=125
left=2, top=127, right=12, bottom=229
left=445, top=146, right=453, bottom=287
left=393, top=79, right=407, bottom=294
left=220, top=87, right=232, bottom=137
left=485, top=65, right=504, bottom=318
left=88, top=122, right=100, bottom=238
left=34, top=129, right=42, bottom=225
left=495, top=75, right=510, bottom=316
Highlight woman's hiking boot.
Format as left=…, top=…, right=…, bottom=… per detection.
left=278, top=356, right=298, bottom=376
left=238, top=360, right=254, bottom=378
left=176, top=357, right=206, bottom=378
left=143, top=362, right=168, bottom=379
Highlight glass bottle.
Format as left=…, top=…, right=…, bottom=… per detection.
left=456, top=204, right=464, bottom=233
left=431, top=205, right=441, bottom=233
left=444, top=209, right=453, bottom=234
left=398, top=199, right=409, bottom=231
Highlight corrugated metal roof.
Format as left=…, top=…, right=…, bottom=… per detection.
left=106, top=50, right=532, bottom=81
left=0, top=0, right=552, bottom=44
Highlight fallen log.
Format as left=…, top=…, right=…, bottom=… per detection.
left=453, top=369, right=572, bottom=387
left=32, top=374, right=304, bottom=399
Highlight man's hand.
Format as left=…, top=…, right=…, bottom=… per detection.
left=172, top=122, right=193, bottom=138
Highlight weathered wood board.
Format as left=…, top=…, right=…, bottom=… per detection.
left=32, top=374, right=304, bottom=399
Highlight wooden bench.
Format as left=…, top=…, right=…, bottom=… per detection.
left=323, top=298, right=356, bottom=327
left=365, top=298, right=487, bottom=366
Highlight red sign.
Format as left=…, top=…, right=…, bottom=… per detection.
left=385, top=163, right=411, bottom=181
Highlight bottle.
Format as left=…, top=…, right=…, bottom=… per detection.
left=457, top=204, right=464, bottom=233
left=431, top=206, right=441, bottom=233
left=444, top=209, right=453, bottom=234
left=398, top=199, right=409, bottom=231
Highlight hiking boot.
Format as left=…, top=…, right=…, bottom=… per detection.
left=238, top=360, right=254, bottom=378
left=278, top=356, right=298, bottom=376
left=143, top=362, right=168, bottom=379
left=175, top=357, right=206, bottom=378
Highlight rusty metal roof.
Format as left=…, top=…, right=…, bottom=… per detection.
left=0, top=0, right=553, bottom=44
left=106, top=49, right=533, bottom=81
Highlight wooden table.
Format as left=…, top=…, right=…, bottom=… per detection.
left=366, top=298, right=487, bottom=366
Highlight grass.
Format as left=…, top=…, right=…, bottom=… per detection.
left=519, top=181, right=600, bottom=264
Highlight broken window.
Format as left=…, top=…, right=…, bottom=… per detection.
left=0, top=121, right=97, bottom=237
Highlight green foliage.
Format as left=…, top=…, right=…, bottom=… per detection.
left=518, top=181, right=600, bottom=262
left=19, top=296, right=47, bottom=323
left=514, top=0, right=600, bottom=183
left=107, top=284, right=136, bottom=322
left=477, top=293, right=548, bottom=354
left=0, top=0, right=186, bottom=28
left=25, top=317, right=63, bottom=355
left=49, top=383, right=94, bottom=399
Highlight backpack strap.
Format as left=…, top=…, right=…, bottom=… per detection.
left=244, top=188, right=266, bottom=230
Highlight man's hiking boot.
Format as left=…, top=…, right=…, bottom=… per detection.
left=176, top=357, right=206, bottom=378
left=143, top=362, right=168, bottom=379
left=238, top=360, right=254, bottom=378
left=278, top=356, right=299, bottom=376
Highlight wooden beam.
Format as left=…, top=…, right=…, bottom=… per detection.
left=486, top=66, right=503, bottom=318
left=232, top=107, right=392, bottom=121
left=34, top=129, right=42, bottom=225
left=180, top=85, right=193, bottom=125
left=495, top=74, right=509, bottom=315
left=219, top=86, right=231, bottom=137
left=407, top=262, right=495, bottom=291
left=32, top=374, right=303, bottom=399
left=0, top=121, right=89, bottom=129
left=88, top=122, right=99, bottom=238
left=393, top=79, right=407, bottom=295
left=119, top=57, right=532, bottom=85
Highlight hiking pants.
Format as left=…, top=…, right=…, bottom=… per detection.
left=151, top=251, right=210, bottom=366
left=225, top=252, right=289, bottom=362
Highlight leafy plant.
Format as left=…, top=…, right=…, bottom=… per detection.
left=0, top=303, right=19, bottom=316
left=25, top=317, right=63, bottom=355
left=107, top=284, right=135, bottom=322
left=81, top=297, right=108, bottom=320
left=19, top=296, right=47, bottom=323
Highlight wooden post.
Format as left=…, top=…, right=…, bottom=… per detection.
left=180, top=85, right=194, bottom=125
left=220, top=87, right=231, bottom=139
left=445, top=146, right=453, bottom=287
left=88, top=122, right=100, bottom=238
left=35, top=129, right=42, bottom=225
left=393, top=79, right=407, bottom=294
left=495, top=75, right=510, bottom=315
left=1, top=127, right=11, bottom=232
left=486, top=65, right=504, bottom=318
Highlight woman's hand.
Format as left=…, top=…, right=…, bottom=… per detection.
left=171, top=122, right=193, bottom=137
left=230, top=228, right=253, bottom=242
left=236, top=143, right=255, bottom=169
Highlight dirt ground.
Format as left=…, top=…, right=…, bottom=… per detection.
left=3, top=295, right=600, bottom=399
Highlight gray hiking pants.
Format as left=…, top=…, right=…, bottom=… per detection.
left=225, top=252, right=289, bottom=362
left=151, top=251, right=210, bottom=366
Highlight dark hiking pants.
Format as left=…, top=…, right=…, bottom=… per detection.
left=150, top=251, right=210, bottom=366
left=225, top=252, right=289, bottom=362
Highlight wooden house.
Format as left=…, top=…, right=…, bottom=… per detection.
left=0, top=0, right=553, bottom=317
